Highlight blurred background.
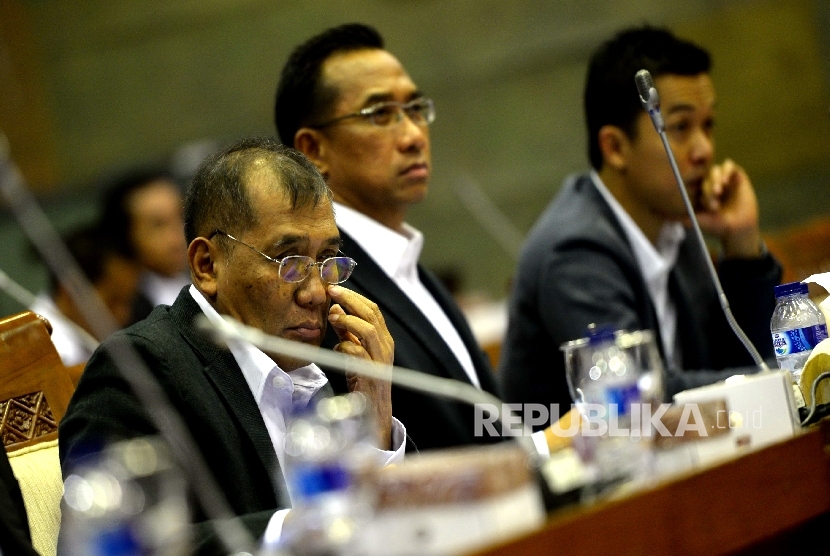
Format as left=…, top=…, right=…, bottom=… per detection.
left=1, top=0, right=829, bottom=319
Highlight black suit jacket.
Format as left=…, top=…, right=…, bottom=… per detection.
left=59, top=288, right=331, bottom=554
left=499, top=174, right=781, bottom=421
left=0, top=447, right=38, bottom=556
left=322, top=230, right=501, bottom=451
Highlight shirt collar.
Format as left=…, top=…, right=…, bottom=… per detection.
left=188, top=285, right=327, bottom=404
left=590, top=170, right=685, bottom=282
left=333, top=202, right=423, bottom=280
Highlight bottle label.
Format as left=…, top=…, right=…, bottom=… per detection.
left=603, top=381, right=641, bottom=417
left=772, top=324, right=829, bottom=356
left=581, top=379, right=640, bottom=417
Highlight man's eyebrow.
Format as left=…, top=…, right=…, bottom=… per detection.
left=362, top=90, right=424, bottom=107
left=362, top=92, right=393, bottom=106
left=665, top=103, right=696, bottom=116
left=271, top=234, right=342, bottom=250
left=271, top=234, right=305, bottom=249
left=665, top=99, right=716, bottom=116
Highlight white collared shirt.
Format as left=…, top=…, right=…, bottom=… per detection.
left=590, top=172, right=686, bottom=369
left=333, top=202, right=480, bottom=387
left=189, top=286, right=406, bottom=541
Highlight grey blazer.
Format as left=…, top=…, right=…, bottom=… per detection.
left=499, top=174, right=781, bottom=422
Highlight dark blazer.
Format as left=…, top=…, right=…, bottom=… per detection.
left=499, top=174, right=781, bottom=422
left=0, top=446, right=38, bottom=556
left=322, top=230, right=502, bottom=452
left=59, top=288, right=330, bottom=554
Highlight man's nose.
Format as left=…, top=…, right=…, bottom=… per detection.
left=690, top=127, right=714, bottom=164
left=295, top=269, right=328, bottom=307
left=397, top=115, right=428, bottom=152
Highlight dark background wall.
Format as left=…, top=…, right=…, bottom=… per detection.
left=1, top=0, right=829, bottom=317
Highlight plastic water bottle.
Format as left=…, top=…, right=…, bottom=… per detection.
left=581, top=326, right=642, bottom=415
left=278, top=392, right=377, bottom=556
left=770, top=281, right=828, bottom=385
left=60, top=437, right=191, bottom=556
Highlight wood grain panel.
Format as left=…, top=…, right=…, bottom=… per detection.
left=0, top=0, right=60, bottom=191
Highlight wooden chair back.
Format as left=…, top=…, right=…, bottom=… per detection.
left=1, top=311, right=76, bottom=452
left=765, top=217, right=830, bottom=284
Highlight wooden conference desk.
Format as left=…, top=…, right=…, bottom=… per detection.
left=469, top=419, right=830, bottom=556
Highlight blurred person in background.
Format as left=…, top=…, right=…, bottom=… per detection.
left=98, top=167, right=190, bottom=322
left=30, top=224, right=142, bottom=367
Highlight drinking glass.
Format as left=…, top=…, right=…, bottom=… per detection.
left=560, top=328, right=665, bottom=486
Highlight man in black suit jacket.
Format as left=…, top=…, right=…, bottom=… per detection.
left=59, top=138, right=403, bottom=554
left=275, top=24, right=501, bottom=451
left=499, top=26, right=780, bottom=414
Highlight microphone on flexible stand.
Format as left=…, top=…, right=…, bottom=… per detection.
left=196, top=315, right=577, bottom=511
left=195, top=314, right=538, bottom=457
left=633, top=70, right=769, bottom=372
left=634, top=70, right=665, bottom=133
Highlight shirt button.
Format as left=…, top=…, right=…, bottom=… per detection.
left=272, top=375, right=286, bottom=389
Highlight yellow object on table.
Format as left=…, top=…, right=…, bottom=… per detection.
left=800, top=338, right=830, bottom=407
left=801, top=272, right=830, bottom=408
left=544, top=408, right=581, bottom=453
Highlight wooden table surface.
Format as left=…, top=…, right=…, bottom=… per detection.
left=468, top=419, right=830, bottom=556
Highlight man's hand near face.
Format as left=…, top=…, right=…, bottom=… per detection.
left=693, top=158, right=763, bottom=259
left=325, top=285, right=394, bottom=449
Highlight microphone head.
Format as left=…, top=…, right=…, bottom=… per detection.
left=634, top=69, right=656, bottom=108
left=634, top=69, right=664, bottom=132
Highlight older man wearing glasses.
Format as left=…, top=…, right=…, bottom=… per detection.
left=59, top=138, right=405, bottom=553
left=275, top=23, right=502, bottom=452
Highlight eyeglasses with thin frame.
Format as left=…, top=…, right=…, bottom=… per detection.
left=311, top=97, right=435, bottom=129
left=210, top=230, right=357, bottom=285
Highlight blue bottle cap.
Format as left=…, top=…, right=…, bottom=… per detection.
left=774, top=281, right=808, bottom=299
left=292, top=462, right=350, bottom=499
left=586, top=323, right=617, bottom=346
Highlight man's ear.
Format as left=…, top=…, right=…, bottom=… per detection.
left=294, top=128, right=328, bottom=177
left=597, top=125, right=630, bottom=172
left=189, top=237, right=219, bottom=298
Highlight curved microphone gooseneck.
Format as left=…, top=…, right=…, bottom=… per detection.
left=634, top=70, right=769, bottom=372
left=196, top=314, right=540, bottom=460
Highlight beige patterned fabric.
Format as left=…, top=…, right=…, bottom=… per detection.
left=8, top=439, right=62, bottom=556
